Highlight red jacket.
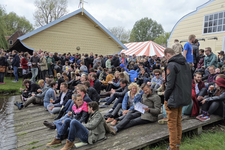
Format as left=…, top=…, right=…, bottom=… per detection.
left=21, top=57, right=28, bottom=69
left=192, top=79, right=205, bottom=91
left=191, top=83, right=199, bottom=117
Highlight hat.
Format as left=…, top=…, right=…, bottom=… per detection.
left=218, top=51, right=224, bottom=55
left=213, top=78, right=225, bottom=88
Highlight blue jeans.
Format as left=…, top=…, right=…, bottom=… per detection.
left=13, top=66, right=18, bottom=81
left=57, top=118, right=89, bottom=142
left=48, top=68, right=53, bottom=76
left=0, top=72, right=4, bottom=82
left=112, top=96, right=123, bottom=109
left=106, top=94, right=123, bottom=106
left=54, top=114, right=70, bottom=131
left=62, top=99, right=74, bottom=113
left=31, top=68, right=38, bottom=82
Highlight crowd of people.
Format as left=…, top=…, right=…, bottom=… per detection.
left=1, top=33, right=225, bottom=150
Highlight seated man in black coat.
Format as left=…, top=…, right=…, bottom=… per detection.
left=20, top=79, right=41, bottom=101
left=83, top=81, right=100, bottom=103
left=100, top=79, right=128, bottom=108
left=47, top=82, right=73, bottom=115
left=91, top=73, right=102, bottom=94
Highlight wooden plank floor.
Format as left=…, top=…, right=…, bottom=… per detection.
left=12, top=96, right=223, bottom=150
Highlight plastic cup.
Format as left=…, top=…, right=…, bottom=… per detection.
left=68, top=111, right=72, bottom=116
left=210, top=85, right=214, bottom=91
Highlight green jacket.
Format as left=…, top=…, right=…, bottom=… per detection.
left=105, top=59, right=111, bottom=69
left=46, top=56, right=55, bottom=69
left=141, top=91, right=161, bottom=122
left=204, top=52, right=218, bottom=68
left=83, top=110, right=106, bottom=144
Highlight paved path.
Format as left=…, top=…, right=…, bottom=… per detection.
left=11, top=95, right=223, bottom=150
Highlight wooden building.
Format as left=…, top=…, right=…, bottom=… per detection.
left=168, top=0, right=225, bottom=53
left=7, top=30, right=24, bottom=49
left=10, top=8, right=127, bottom=55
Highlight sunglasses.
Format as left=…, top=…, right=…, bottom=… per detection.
left=155, top=74, right=160, bottom=76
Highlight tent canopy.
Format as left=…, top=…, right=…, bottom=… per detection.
left=120, top=41, right=165, bottom=57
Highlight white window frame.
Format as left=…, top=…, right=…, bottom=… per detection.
left=202, top=10, right=225, bottom=35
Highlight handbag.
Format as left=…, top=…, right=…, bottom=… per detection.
left=0, top=66, right=5, bottom=73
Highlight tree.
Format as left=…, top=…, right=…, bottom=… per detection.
left=154, top=32, right=170, bottom=46
left=3, top=12, right=34, bottom=35
left=129, top=17, right=164, bottom=42
left=107, top=26, right=131, bottom=43
left=34, top=0, right=68, bottom=27
left=0, top=5, right=8, bottom=49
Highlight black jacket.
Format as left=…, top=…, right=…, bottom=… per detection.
left=0, top=56, right=7, bottom=67
left=93, top=79, right=102, bottom=94
left=12, top=54, right=20, bottom=67
left=54, top=89, right=73, bottom=107
left=114, top=85, right=129, bottom=97
left=83, top=94, right=92, bottom=103
left=165, top=54, right=192, bottom=108
left=205, top=90, right=225, bottom=118
left=84, top=57, right=90, bottom=70
left=111, top=56, right=120, bottom=67
left=57, top=77, right=65, bottom=90
left=137, top=72, right=149, bottom=81
left=87, top=87, right=100, bottom=102
left=27, top=82, right=41, bottom=94
left=71, top=103, right=89, bottom=123
left=192, top=44, right=199, bottom=64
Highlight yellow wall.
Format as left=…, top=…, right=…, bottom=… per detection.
left=168, top=0, right=225, bottom=53
left=22, top=13, right=122, bottom=55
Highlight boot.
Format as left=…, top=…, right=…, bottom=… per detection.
left=100, top=91, right=111, bottom=98
left=60, top=139, right=74, bottom=150
left=54, top=110, right=65, bottom=120
left=46, top=138, right=61, bottom=147
left=43, top=121, right=56, bottom=129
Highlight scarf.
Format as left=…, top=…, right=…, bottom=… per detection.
left=72, top=101, right=88, bottom=113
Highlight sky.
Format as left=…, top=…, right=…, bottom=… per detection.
left=1, top=0, right=209, bottom=32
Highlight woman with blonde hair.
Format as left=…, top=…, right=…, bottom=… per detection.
left=0, top=52, right=7, bottom=84
left=105, top=82, right=143, bottom=126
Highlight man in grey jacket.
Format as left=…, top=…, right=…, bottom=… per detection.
left=19, top=79, right=51, bottom=109
left=30, top=52, right=40, bottom=82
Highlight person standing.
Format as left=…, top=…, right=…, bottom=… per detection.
left=164, top=48, right=192, bottom=150
left=47, top=52, right=55, bottom=76
left=11, top=50, right=20, bottom=82
left=30, top=52, right=40, bottom=82
left=39, top=53, right=48, bottom=80
left=192, top=39, right=199, bottom=69
left=21, top=52, right=30, bottom=80
left=183, top=34, right=196, bottom=68
left=0, top=52, right=7, bottom=84
left=172, top=39, right=183, bottom=55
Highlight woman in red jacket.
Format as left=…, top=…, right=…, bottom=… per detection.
left=21, top=52, right=30, bottom=80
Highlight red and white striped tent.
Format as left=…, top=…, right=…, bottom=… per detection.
left=121, top=41, right=165, bottom=57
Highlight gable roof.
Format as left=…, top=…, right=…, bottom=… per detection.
left=18, top=8, right=127, bottom=50
left=167, top=0, right=215, bottom=47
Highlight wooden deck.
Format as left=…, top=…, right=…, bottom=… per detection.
left=8, top=96, right=224, bottom=150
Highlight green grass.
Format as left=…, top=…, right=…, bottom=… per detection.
left=0, top=77, right=23, bottom=95
left=26, top=145, right=43, bottom=150
left=17, top=132, right=27, bottom=136
left=144, top=126, right=225, bottom=150
left=27, top=141, right=39, bottom=145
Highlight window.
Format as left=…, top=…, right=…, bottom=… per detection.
left=203, top=11, right=225, bottom=34
left=9, top=40, right=13, bottom=45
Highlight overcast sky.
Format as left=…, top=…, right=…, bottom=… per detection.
left=1, top=0, right=209, bottom=32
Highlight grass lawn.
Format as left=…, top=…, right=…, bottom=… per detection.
left=144, top=125, right=225, bottom=150
left=0, top=77, right=23, bottom=95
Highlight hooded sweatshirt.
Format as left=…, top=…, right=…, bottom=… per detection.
left=128, top=70, right=138, bottom=82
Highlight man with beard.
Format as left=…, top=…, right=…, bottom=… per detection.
left=193, top=72, right=207, bottom=100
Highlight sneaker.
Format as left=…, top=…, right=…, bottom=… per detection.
left=158, top=118, right=168, bottom=125
left=2, top=82, right=5, bottom=84
left=12, top=80, right=18, bottom=83
left=199, top=115, right=210, bottom=122
left=43, top=121, right=56, bottom=129
left=196, top=114, right=204, bottom=120
left=99, top=104, right=109, bottom=108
